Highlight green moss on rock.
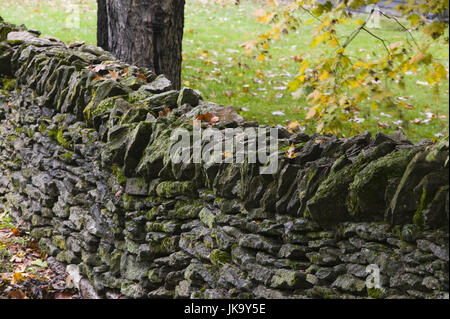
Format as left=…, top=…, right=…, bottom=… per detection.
left=210, top=249, right=231, bottom=266
left=156, top=181, right=194, bottom=198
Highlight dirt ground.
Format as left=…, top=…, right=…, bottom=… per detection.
left=0, top=224, right=80, bottom=299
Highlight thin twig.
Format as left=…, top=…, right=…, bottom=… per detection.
left=361, top=27, right=392, bottom=56
left=341, top=8, right=375, bottom=49
left=379, top=11, right=420, bottom=49
left=299, top=5, right=323, bottom=23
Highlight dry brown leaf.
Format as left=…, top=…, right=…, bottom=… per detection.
left=159, top=106, right=172, bottom=117
left=196, top=112, right=220, bottom=125
left=10, top=289, right=27, bottom=299
left=109, top=70, right=119, bottom=81
left=286, top=121, right=301, bottom=133
left=93, top=64, right=107, bottom=73
left=137, top=73, right=147, bottom=82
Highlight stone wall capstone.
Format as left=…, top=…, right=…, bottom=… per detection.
left=0, top=19, right=448, bottom=299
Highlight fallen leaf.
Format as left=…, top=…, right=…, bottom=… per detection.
left=13, top=272, right=25, bottom=283
left=109, top=70, right=119, bottom=81
left=285, top=143, right=297, bottom=159
left=31, top=259, right=48, bottom=268
left=196, top=112, right=220, bottom=125
left=159, top=106, right=172, bottom=117
left=286, top=121, right=301, bottom=133
left=92, top=64, right=107, bottom=73
left=11, top=227, right=21, bottom=236
left=137, top=73, right=147, bottom=82
left=10, top=289, right=27, bottom=299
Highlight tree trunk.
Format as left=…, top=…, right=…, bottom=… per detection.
left=96, top=0, right=109, bottom=50
left=97, top=0, right=185, bottom=89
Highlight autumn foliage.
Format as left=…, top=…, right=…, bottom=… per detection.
left=246, top=0, right=449, bottom=136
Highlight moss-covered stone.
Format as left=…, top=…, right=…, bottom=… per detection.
left=306, top=141, right=399, bottom=227
left=348, top=147, right=422, bottom=221
left=170, top=201, right=204, bottom=220
left=123, top=121, right=153, bottom=176
left=389, top=140, right=448, bottom=226
left=83, top=80, right=130, bottom=123
left=156, top=181, right=194, bottom=198
left=51, top=235, right=66, bottom=250
left=270, top=269, right=310, bottom=289
left=111, top=165, right=127, bottom=185
left=210, top=249, right=231, bottom=266
left=1, top=78, right=15, bottom=91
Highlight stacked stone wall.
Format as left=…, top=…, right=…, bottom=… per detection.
left=0, top=19, right=448, bottom=299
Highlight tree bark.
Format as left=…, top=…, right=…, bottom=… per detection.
left=96, top=0, right=109, bottom=50
left=97, top=0, right=185, bottom=89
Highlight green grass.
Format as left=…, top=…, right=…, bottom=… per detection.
left=1, top=0, right=448, bottom=141
left=0, top=0, right=97, bottom=44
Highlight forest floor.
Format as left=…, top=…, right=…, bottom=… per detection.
left=0, top=0, right=448, bottom=141
left=0, top=213, right=79, bottom=299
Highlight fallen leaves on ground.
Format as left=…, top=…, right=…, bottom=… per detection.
left=0, top=220, right=79, bottom=299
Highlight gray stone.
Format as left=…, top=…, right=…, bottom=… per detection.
left=177, top=87, right=202, bottom=107
left=332, top=274, right=366, bottom=293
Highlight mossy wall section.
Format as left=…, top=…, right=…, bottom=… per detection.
left=0, top=20, right=448, bottom=299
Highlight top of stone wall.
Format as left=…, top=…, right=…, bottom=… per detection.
left=0, top=20, right=448, bottom=231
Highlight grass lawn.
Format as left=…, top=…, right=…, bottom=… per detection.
left=1, top=0, right=448, bottom=141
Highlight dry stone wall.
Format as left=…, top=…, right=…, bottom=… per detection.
left=0, top=19, right=449, bottom=299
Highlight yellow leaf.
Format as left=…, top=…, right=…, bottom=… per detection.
left=310, top=32, right=330, bottom=48
left=306, top=106, right=317, bottom=120
left=299, top=60, right=309, bottom=74
left=371, top=101, right=378, bottom=111
left=316, top=122, right=324, bottom=133
left=319, top=71, right=330, bottom=81
left=408, top=14, right=421, bottom=26
left=11, top=227, right=20, bottom=236
left=341, top=55, right=351, bottom=68
left=328, top=37, right=339, bottom=48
